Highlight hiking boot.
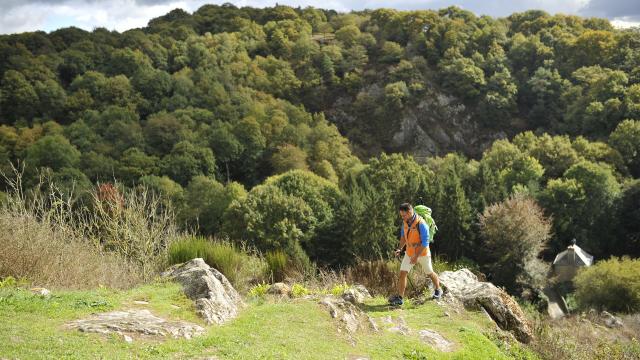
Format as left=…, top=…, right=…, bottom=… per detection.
left=432, top=288, right=443, bottom=300
left=389, top=295, right=403, bottom=306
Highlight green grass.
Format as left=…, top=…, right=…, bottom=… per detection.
left=0, top=281, right=539, bottom=359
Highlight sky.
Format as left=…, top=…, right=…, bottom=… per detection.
left=0, top=0, right=638, bottom=35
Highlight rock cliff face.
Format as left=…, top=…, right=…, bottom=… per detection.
left=327, top=87, right=508, bottom=160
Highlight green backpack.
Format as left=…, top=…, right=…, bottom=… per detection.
left=414, top=205, right=438, bottom=243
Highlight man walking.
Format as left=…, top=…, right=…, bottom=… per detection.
left=389, top=203, right=442, bottom=306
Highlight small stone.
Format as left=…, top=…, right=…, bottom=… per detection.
left=170, top=305, right=180, bottom=309
left=341, top=285, right=372, bottom=305
left=123, top=334, right=133, bottom=343
left=443, top=312, right=450, bottom=317
left=30, top=288, right=51, bottom=297
left=133, top=301, right=149, bottom=305
left=418, top=329, right=455, bottom=352
left=267, top=282, right=291, bottom=296
left=601, top=311, right=623, bottom=328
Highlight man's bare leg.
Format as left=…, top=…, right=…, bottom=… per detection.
left=428, top=272, right=441, bottom=290
left=398, top=270, right=409, bottom=297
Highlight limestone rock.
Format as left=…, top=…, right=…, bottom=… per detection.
left=341, top=285, right=371, bottom=305
left=30, top=287, right=50, bottom=297
left=440, top=269, right=533, bottom=343
left=319, top=296, right=378, bottom=339
left=162, top=258, right=243, bottom=325
left=267, top=282, right=291, bottom=296
left=383, top=315, right=410, bottom=336
left=418, top=329, right=455, bottom=352
left=67, top=309, right=204, bottom=340
left=601, top=311, right=623, bottom=328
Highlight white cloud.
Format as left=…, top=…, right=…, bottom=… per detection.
left=611, top=17, right=640, bottom=28
left=0, top=0, right=638, bottom=35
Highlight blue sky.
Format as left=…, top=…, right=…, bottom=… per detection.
left=0, top=0, right=638, bottom=35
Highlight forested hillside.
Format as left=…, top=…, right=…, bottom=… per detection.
left=0, top=4, right=639, bottom=297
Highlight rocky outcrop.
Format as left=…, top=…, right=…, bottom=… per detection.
left=439, top=269, right=533, bottom=343
left=319, top=296, right=378, bottom=341
left=162, top=258, right=243, bottom=325
left=67, top=309, right=204, bottom=340
left=327, top=87, right=508, bottom=160
left=381, top=315, right=455, bottom=352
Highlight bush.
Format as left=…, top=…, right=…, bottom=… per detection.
left=248, top=283, right=270, bottom=298
left=479, top=194, right=551, bottom=293
left=330, top=283, right=350, bottom=296
left=291, top=283, right=310, bottom=297
left=88, top=183, right=180, bottom=278
left=574, top=257, right=640, bottom=313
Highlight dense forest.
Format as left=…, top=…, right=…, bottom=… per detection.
left=0, top=4, right=639, bottom=296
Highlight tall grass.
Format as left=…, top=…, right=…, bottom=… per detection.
left=0, top=172, right=143, bottom=289
left=265, top=250, right=288, bottom=282
left=168, top=236, right=267, bottom=293
left=0, top=167, right=184, bottom=288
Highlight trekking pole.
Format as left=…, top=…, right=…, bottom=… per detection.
left=394, top=246, right=415, bottom=295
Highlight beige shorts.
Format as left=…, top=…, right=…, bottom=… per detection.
left=400, top=254, right=433, bottom=274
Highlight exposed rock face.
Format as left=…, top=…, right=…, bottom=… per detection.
left=267, top=282, right=291, bottom=297
left=327, top=88, right=508, bottom=160
left=418, top=329, right=455, bottom=352
left=381, top=316, right=454, bottom=352
left=67, top=309, right=204, bottom=340
left=439, top=269, right=533, bottom=343
left=319, top=296, right=378, bottom=340
left=382, top=315, right=410, bottom=335
left=341, top=285, right=372, bottom=305
left=162, top=258, right=243, bottom=325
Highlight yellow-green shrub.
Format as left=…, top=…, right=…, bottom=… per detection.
left=575, top=257, right=640, bottom=313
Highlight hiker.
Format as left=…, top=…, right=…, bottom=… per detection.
left=388, top=203, right=442, bottom=306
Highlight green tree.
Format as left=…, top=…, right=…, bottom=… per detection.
left=0, top=70, right=38, bottom=122
left=379, top=41, right=404, bottom=64
left=180, top=176, right=246, bottom=235
left=270, top=144, right=308, bottom=173
left=25, top=134, right=80, bottom=171
left=161, top=141, right=216, bottom=186
left=610, top=119, right=640, bottom=177
left=479, top=194, right=551, bottom=293
left=439, top=55, right=486, bottom=101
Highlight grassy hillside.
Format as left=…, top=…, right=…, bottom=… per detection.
left=0, top=280, right=536, bottom=359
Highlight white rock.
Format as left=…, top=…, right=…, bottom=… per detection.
left=439, top=269, right=533, bottom=343
left=162, top=258, right=244, bottom=325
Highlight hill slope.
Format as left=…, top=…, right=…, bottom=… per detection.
left=0, top=281, right=535, bottom=359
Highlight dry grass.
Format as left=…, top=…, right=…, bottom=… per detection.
left=527, top=310, right=640, bottom=360
left=0, top=175, right=142, bottom=289
left=0, top=168, right=181, bottom=289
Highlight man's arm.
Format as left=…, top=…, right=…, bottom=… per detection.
left=395, top=226, right=406, bottom=256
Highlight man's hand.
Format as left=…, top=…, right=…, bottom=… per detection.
left=394, top=248, right=402, bottom=257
